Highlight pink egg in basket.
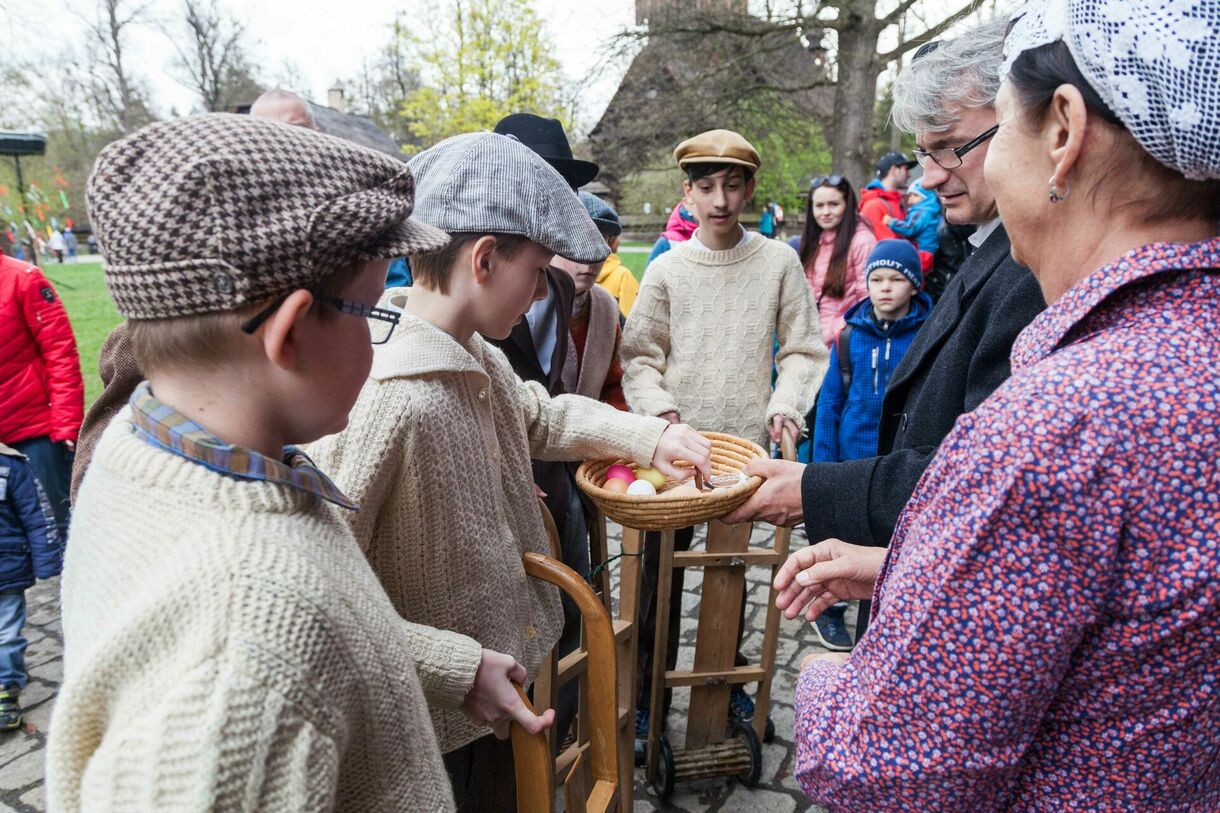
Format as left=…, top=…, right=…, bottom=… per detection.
left=605, top=464, right=636, bottom=484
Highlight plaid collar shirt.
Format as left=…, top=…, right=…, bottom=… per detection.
left=128, top=382, right=356, bottom=510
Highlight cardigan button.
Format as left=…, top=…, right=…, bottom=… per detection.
left=525, top=625, right=537, bottom=640
left=477, top=388, right=488, bottom=400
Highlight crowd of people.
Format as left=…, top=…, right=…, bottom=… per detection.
left=0, top=0, right=1216, bottom=809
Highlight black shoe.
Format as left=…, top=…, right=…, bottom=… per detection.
left=0, top=685, right=22, bottom=731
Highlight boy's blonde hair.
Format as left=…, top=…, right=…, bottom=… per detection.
left=130, top=262, right=367, bottom=374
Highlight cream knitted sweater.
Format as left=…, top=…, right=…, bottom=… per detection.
left=47, top=416, right=454, bottom=812
left=621, top=234, right=828, bottom=447
left=309, top=295, right=668, bottom=753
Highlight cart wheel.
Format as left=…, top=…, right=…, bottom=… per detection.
left=764, top=715, right=776, bottom=743
left=731, top=719, right=763, bottom=787
left=651, top=735, right=676, bottom=799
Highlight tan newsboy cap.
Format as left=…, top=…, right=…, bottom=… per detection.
left=673, top=129, right=761, bottom=172
left=87, top=113, right=448, bottom=320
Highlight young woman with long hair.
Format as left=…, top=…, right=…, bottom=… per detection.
left=789, top=175, right=878, bottom=344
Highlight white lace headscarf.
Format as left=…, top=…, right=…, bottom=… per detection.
left=1001, top=0, right=1220, bottom=180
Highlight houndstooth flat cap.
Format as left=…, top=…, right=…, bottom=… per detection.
left=406, top=132, right=609, bottom=264
left=87, top=113, right=449, bottom=319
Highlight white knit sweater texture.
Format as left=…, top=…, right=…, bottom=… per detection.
left=621, top=234, right=829, bottom=446
left=309, top=295, right=668, bottom=753
left=47, top=416, right=454, bottom=812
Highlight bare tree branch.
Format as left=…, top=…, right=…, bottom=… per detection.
left=880, top=0, right=984, bottom=60
left=166, top=0, right=260, bottom=112
left=883, top=0, right=922, bottom=25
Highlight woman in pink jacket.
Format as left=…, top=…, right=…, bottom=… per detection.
left=789, top=176, right=878, bottom=344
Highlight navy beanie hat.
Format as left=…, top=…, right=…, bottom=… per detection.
left=866, top=239, right=923, bottom=290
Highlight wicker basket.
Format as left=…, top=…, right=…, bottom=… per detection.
left=575, top=432, right=767, bottom=531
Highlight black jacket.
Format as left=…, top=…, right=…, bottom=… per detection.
left=801, top=224, right=1046, bottom=547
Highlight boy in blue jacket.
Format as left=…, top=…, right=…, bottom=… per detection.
left=808, top=240, right=931, bottom=650
left=886, top=179, right=943, bottom=255
left=0, top=442, right=62, bottom=729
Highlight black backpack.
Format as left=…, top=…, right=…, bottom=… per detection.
left=835, top=324, right=855, bottom=389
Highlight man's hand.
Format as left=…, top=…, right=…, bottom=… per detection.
left=801, top=651, right=851, bottom=669
left=461, top=649, right=554, bottom=740
left=651, top=424, right=712, bottom=480
left=767, top=415, right=800, bottom=447
left=722, top=457, right=805, bottom=526
left=774, top=539, right=887, bottom=622
left=658, top=411, right=681, bottom=425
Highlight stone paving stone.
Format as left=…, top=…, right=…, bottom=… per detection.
left=0, top=521, right=842, bottom=812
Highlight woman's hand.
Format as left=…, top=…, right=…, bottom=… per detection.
left=774, top=539, right=887, bottom=621
left=651, top=424, right=713, bottom=480
left=462, top=649, right=554, bottom=739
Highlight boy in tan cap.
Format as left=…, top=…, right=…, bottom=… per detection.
left=48, top=114, right=456, bottom=812
left=308, top=131, right=712, bottom=811
left=621, top=128, right=827, bottom=752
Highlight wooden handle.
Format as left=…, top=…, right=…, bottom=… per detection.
left=780, top=428, right=797, bottom=462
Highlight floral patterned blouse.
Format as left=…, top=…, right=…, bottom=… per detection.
left=794, top=239, right=1220, bottom=812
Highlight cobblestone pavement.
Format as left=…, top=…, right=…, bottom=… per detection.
left=0, top=522, right=840, bottom=812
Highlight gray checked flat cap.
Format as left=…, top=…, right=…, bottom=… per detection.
left=87, top=113, right=448, bottom=319
left=406, top=132, right=609, bottom=264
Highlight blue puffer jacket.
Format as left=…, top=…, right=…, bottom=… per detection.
left=888, top=180, right=942, bottom=254
left=0, top=445, right=62, bottom=592
left=812, top=292, right=933, bottom=463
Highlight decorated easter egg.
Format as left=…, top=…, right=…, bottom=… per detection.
left=605, top=464, right=636, bottom=484
left=626, top=479, right=657, bottom=496
left=635, top=467, right=667, bottom=489
left=603, top=478, right=629, bottom=494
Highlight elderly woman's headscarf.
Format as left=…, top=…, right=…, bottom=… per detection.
left=1001, top=0, right=1220, bottom=181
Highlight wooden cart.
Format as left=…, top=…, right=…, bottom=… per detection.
left=638, top=434, right=796, bottom=799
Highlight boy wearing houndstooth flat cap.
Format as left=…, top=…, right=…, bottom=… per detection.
left=47, top=113, right=458, bottom=812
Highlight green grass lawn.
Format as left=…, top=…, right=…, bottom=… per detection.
left=44, top=261, right=122, bottom=409
left=620, top=251, right=647, bottom=282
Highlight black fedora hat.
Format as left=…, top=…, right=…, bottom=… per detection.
left=494, top=113, right=599, bottom=189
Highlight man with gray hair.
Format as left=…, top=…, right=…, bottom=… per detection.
left=248, top=88, right=317, bottom=130
left=726, top=18, right=1045, bottom=640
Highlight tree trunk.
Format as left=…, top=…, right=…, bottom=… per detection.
left=828, top=0, right=885, bottom=186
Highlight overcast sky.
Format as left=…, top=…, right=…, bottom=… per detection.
left=4, top=0, right=640, bottom=130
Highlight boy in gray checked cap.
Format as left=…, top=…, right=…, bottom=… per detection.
left=307, top=131, right=712, bottom=808
left=47, top=113, right=457, bottom=812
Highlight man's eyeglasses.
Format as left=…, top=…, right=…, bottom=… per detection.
left=240, top=292, right=401, bottom=345
left=913, top=124, right=999, bottom=170
left=810, top=174, right=846, bottom=189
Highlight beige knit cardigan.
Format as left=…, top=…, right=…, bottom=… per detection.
left=309, top=293, right=668, bottom=753
left=48, top=415, right=454, bottom=812
left=621, top=234, right=829, bottom=447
